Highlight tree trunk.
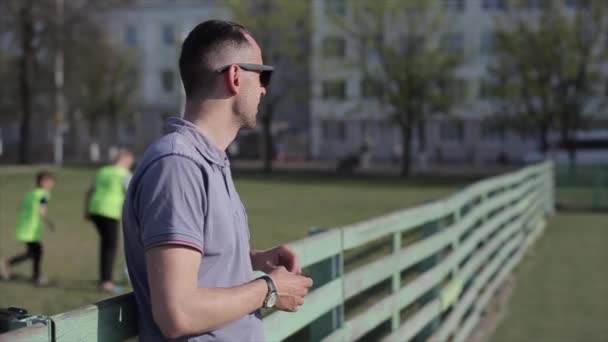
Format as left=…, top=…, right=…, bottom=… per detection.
left=560, top=124, right=577, bottom=164
left=261, top=112, right=274, bottom=174
left=17, top=3, right=34, bottom=164
left=538, top=123, right=549, bottom=157
left=417, top=120, right=426, bottom=153
left=400, top=121, right=413, bottom=177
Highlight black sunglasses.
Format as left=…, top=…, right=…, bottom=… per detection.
left=215, top=63, right=274, bottom=87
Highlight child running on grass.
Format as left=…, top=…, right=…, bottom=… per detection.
left=0, top=171, right=55, bottom=286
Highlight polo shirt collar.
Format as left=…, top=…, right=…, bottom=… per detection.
left=165, top=117, right=230, bottom=168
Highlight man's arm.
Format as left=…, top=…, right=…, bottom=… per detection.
left=147, top=245, right=312, bottom=339
left=146, top=245, right=267, bottom=339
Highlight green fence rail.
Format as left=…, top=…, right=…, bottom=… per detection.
left=0, top=162, right=554, bottom=342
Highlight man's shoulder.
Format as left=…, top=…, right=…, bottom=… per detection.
left=141, top=132, right=205, bottom=166
left=132, top=133, right=210, bottom=187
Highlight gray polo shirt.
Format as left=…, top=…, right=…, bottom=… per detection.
left=122, top=117, right=264, bottom=342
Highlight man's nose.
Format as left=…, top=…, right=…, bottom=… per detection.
left=261, top=86, right=267, bottom=97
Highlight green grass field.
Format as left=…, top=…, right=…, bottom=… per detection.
left=0, top=167, right=463, bottom=316
left=491, top=213, right=608, bottom=342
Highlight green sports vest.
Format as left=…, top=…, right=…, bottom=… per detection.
left=15, top=188, right=50, bottom=242
left=88, top=165, right=130, bottom=220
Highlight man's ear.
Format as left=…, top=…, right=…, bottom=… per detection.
left=225, top=64, right=240, bottom=95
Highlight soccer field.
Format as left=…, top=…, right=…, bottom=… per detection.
left=0, top=166, right=462, bottom=316
left=491, top=212, right=608, bottom=342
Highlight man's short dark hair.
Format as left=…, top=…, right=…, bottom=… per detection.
left=179, top=20, right=251, bottom=98
left=36, top=171, right=54, bottom=187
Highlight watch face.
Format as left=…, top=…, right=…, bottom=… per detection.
left=266, top=293, right=277, bottom=308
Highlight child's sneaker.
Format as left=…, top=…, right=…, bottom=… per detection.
left=33, top=276, right=50, bottom=287
left=99, top=281, right=125, bottom=294
left=0, top=258, right=11, bottom=280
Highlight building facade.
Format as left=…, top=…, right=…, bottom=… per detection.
left=104, top=0, right=231, bottom=154
left=309, top=0, right=604, bottom=166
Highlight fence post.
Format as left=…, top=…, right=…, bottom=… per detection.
left=414, top=219, right=442, bottom=342
left=592, top=164, right=601, bottom=210
left=307, top=228, right=343, bottom=342
left=391, top=231, right=402, bottom=332
left=547, top=163, right=554, bottom=215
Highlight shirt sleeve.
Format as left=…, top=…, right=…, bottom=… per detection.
left=40, top=196, right=48, bottom=207
left=136, top=155, right=206, bottom=253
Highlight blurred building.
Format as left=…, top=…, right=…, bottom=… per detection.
left=103, top=0, right=309, bottom=160
left=309, top=0, right=605, bottom=166
left=0, top=0, right=307, bottom=163
left=102, top=0, right=231, bottom=155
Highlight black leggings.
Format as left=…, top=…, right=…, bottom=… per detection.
left=9, top=242, right=42, bottom=279
left=90, top=215, right=119, bottom=283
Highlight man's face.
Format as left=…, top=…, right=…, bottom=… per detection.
left=235, top=34, right=268, bottom=129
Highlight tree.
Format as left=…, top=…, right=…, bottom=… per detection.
left=487, top=0, right=608, bottom=160
left=0, top=0, right=46, bottom=163
left=64, top=21, right=138, bottom=152
left=229, top=0, right=311, bottom=173
left=0, top=0, right=135, bottom=163
left=338, top=0, right=463, bottom=177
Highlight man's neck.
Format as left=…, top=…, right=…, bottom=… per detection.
left=184, top=101, right=239, bottom=151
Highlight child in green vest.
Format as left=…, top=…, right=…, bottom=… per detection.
left=0, top=171, right=55, bottom=286
left=85, top=149, right=134, bottom=293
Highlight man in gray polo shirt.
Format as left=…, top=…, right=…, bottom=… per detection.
left=122, top=20, right=313, bottom=341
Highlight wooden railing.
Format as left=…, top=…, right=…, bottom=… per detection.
left=0, top=161, right=554, bottom=342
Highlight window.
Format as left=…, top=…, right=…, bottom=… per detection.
left=322, top=37, right=346, bottom=58
left=565, top=0, right=589, bottom=8
left=479, top=80, right=494, bottom=98
left=524, top=0, right=546, bottom=9
left=325, top=0, right=345, bottom=16
left=322, top=80, right=346, bottom=100
left=361, top=78, right=383, bottom=98
left=441, top=32, right=465, bottom=56
left=482, top=122, right=506, bottom=142
left=161, top=70, right=175, bottom=92
left=321, top=120, right=346, bottom=141
left=480, top=31, right=496, bottom=54
left=124, top=25, right=137, bottom=47
left=363, top=34, right=383, bottom=59
left=322, top=120, right=330, bottom=140
left=401, top=34, right=424, bottom=54
left=442, top=79, right=467, bottom=100
left=336, top=122, right=346, bottom=141
left=162, top=24, right=175, bottom=45
left=440, top=121, right=464, bottom=142
left=482, top=0, right=506, bottom=10
left=443, top=0, right=466, bottom=11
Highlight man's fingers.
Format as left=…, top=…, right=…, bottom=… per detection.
left=301, top=276, right=313, bottom=288
left=291, top=260, right=302, bottom=274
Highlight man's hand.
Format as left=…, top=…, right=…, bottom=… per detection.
left=252, top=245, right=302, bottom=274
left=269, top=266, right=313, bottom=312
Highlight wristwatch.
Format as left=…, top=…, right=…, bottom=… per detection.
left=259, top=275, right=278, bottom=308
